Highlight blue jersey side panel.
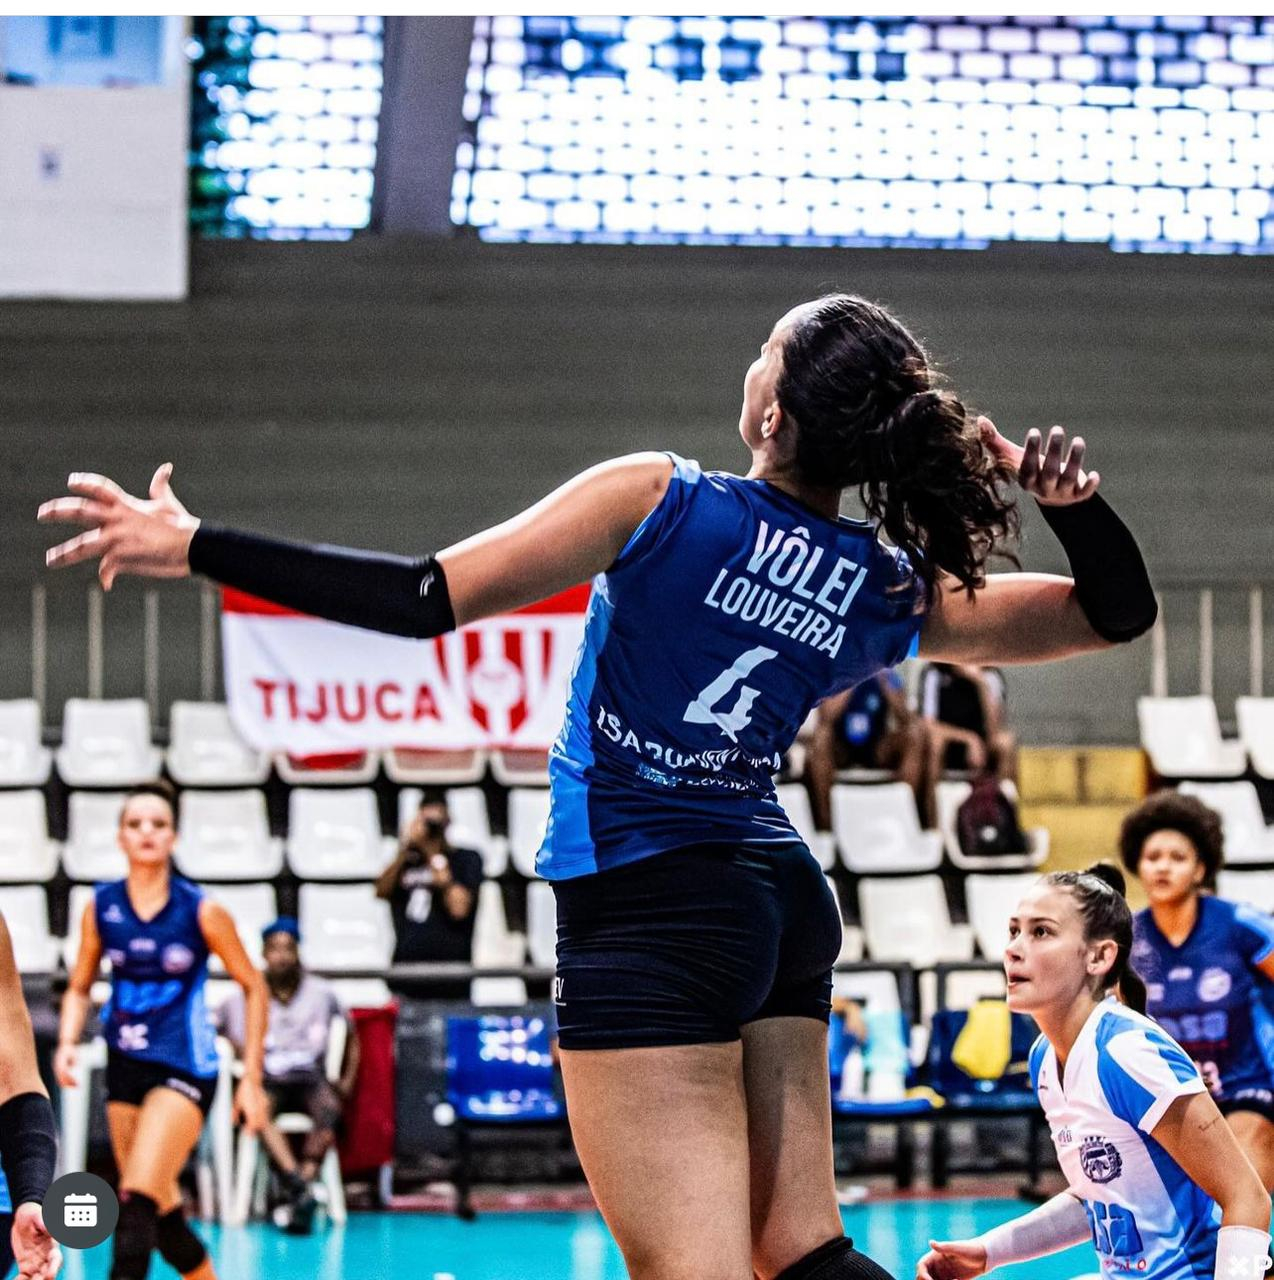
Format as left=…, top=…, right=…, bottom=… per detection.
left=0, top=1165, right=9, bottom=1214
left=1134, top=895, right=1274, bottom=1098
left=540, top=455, right=924, bottom=878
left=96, top=877, right=218, bottom=1078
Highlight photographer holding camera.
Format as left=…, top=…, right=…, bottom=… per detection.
left=376, top=793, right=484, bottom=1001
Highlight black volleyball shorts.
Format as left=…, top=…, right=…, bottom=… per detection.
left=551, top=841, right=842, bottom=1051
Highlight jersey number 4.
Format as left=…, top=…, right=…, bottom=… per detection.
left=684, top=646, right=777, bottom=742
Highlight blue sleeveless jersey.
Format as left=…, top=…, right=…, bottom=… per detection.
left=0, top=1165, right=9, bottom=1214
left=539, top=455, right=924, bottom=879
left=1133, top=895, right=1274, bottom=1101
left=95, top=877, right=219, bottom=1078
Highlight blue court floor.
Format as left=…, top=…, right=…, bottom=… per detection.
left=58, top=1201, right=1097, bottom=1280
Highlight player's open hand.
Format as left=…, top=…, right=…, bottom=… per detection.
left=233, top=1076, right=269, bottom=1135
left=915, top=1238, right=988, bottom=1280
left=12, top=1202, right=62, bottom=1280
left=38, top=464, right=199, bottom=590
left=978, top=417, right=1100, bottom=507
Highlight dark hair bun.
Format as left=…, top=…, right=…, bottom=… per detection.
left=1082, top=862, right=1127, bottom=898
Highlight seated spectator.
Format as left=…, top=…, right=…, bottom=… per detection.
left=806, top=670, right=927, bottom=831
left=375, top=792, right=484, bottom=1001
left=219, top=918, right=359, bottom=1235
left=920, top=661, right=1018, bottom=798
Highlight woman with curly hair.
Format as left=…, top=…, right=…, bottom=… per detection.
left=1122, top=790, right=1274, bottom=1188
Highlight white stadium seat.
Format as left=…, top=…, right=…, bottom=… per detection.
left=1236, top=698, right=1274, bottom=781
left=1179, top=781, right=1274, bottom=864
left=471, top=977, right=529, bottom=1006
left=63, top=792, right=129, bottom=881
left=472, top=881, right=525, bottom=969
left=0, top=886, right=57, bottom=973
left=823, top=874, right=864, bottom=963
left=275, top=751, right=380, bottom=786
left=507, top=787, right=550, bottom=879
left=202, top=883, right=278, bottom=971
left=832, top=782, right=942, bottom=873
left=384, top=747, right=487, bottom=786
left=176, top=790, right=283, bottom=881
left=964, top=872, right=1040, bottom=960
left=0, top=790, right=59, bottom=882
left=63, top=884, right=96, bottom=970
left=830, top=968, right=901, bottom=1013
left=1216, top=870, right=1274, bottom=916
left=858, top=874, right=974, bottom=967
left=526, top=879, right=557, bottom=969
left=167, top=702, right=269, bottom=787
left=299, top=884, right=393, bottom=972
left=287, top=788, right=395, bottom=880
left=490, top=749, right=551, bottom=787
left=0, top=700, right=52, bottom=787
left=1137, top=696, right=1246, bottom=779
left=935, top=779, right=1049, bottom=872
left=774, top=783, right=827, bottom=865
left=56, top=698, right=162, bottom=788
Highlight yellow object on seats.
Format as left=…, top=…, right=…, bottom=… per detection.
left=952, top=999, right=1011, bottom=1080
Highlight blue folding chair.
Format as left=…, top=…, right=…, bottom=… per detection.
left=445, top=1014, right=565, bottom=1216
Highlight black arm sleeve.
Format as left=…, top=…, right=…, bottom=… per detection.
left=0, top=1092, right=57, bottom=1206
left=1037, top=494, right=1157, bottom=643
left=187, top=524, right=456, bottom=639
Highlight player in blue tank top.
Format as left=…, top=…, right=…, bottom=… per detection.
left=1121, top=790, right=1274, bottom=1191
left=918, top=866, right=1271, bottom=1280
left=42, top=293, right=1159, bottom=1280
left=56, top=783, right=268, bottom=1280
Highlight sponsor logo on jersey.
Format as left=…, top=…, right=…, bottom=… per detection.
left=1132, top=939, right=1152, bottom=960
left=162, top=944, right=195, bottom=974
left=1056, top=1126, right=1072, bottom=1146
left=129, top=937, right=157, bottom=954
left=1080, top=1136, right=1123, bottom=1184
left=1168, top=966, right=1193, bottom=981
left=552, top=977, right=565, bottom=1006
left=1198, top=967, right=1232, bottom=1002
left=1147, top=983, right=1165, bottom=1002
left=107, top=949, right=127, bottom=968
left=103, top=905, right=125, bottom=924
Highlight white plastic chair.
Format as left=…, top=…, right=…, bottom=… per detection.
left=964, top=872, right=1040, bottom=959
left=275, top=752, right=380, bottom=786
left=1217, top=869, right=1274, bottom=915
left=232, top=1016, right=348, bottom=1227
left=0, top=886, right=58, bottom=972
left=472, top=881, right=526, bottom=969
left=830, top=968, right=901, bottom=1012
left=56, top=698, right=162, bottom=787
left=526, top=879, right=557, bottom=969
left=62, top=791, right=129, bottom=881
left=202, top=884, right=277, bottom=972
left=1180, top=781, right=1274, bottom=864
left=1237, top=698, right=1274, bottom=781
left=857, top=875, right=974, bottom=967
left=0, top=700, right=52, bottom=786
left=167, top=702, right=270, bottom=787
left=0, top=790, right=59, bottom=882
left=774, top=783, right=828, bottom=865
left=1137, top=696, right=1246, bottom=779
left=490, top=749, right=551, bottom=787
left=397, top=786, right=507, bottom=878
left=177, top=790, right=283, bottom=881
left=823, top=874, right=864, bottom=963
left=934, top=780, right=1049, bottom=871
left=384, top=747, right=487, bottom=786
left=287, top=789, right=395, bottom=880
left=470, top=976, right=529, bottom=1005
left=832, top=782, right=943, bottom=873
left=327, top=978, right=393, bottom=1008
left=299, top=885, right=393, bottom=972
left=507, top=788, right=550, bottom=879
left=63, top=884, right=97, bottom=970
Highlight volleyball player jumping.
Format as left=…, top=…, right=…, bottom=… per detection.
left=41, top=294, right=1158, bottom=1280
left=917, top=865, right=1271, bottom=1280
left=56, top=783, right=268, bottom=1280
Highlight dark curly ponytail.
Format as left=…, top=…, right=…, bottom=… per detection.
left=776, top=294, right=1019, bottom=593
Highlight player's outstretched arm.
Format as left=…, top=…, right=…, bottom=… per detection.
left=920, top=419, right=1156, bottom=665
left=39, top=454, right=674, bottom=632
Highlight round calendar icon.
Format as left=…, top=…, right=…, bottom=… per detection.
left=46, top=1172, right=118, bottom=1249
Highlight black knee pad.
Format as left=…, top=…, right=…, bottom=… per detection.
left=773, top=1236, right=897, bottom=1280
left=156, top=1208, right=207, bottom=1275
left=110, top=1191, right=158, bottom=1280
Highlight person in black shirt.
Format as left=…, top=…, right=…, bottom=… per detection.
left=375, top=793, right=484, bottom=1000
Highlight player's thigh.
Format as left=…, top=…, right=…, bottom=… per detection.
left=560, top=1042, right=752, bottom=1280
left=741, top=1016, right=844, bottom=1280
left=106, top=1101, right=142, bottom=1172
left=118, top=1088, right=205, bottom=1202
left=1226, top=1109, right=1274, bottom=1188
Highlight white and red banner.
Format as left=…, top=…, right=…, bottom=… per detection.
left=221, top=586, right=589, bottom=754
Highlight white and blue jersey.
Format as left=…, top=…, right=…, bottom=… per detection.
left=539, top=455, right=924, bottom=879
left=95, top=877, right=218, bottom=1079
left=1030, top=1001, right=1216, bottom=1279
left=1133, top=896, right=1274, bottom=1102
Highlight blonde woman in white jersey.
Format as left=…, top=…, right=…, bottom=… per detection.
left=917, top=865, right=1270, bottom=1280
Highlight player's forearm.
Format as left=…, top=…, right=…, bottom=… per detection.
left=57, top=988, right=90, bottom=1048
left=973, top=1192, right=1093, bottom=1267
left=241, top=977, right=269, bottom=1083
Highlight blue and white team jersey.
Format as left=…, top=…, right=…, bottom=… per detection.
left=95, top=877, right=219, bottom=1078
left=1133, top=895, right=1274, bottom=1101
left=1030, top=1001, right=1217, bottom=1280
left=0, top=1164, right=9, bottom=1214
left=539, top=454, right=924, bottom=878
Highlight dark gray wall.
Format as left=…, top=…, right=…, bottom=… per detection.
left=1, top=238, right=1270, bottom=740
